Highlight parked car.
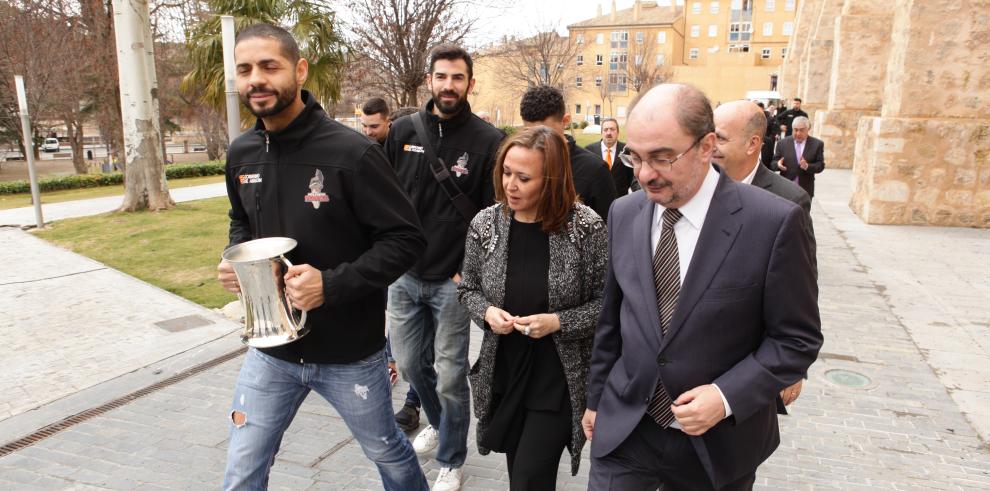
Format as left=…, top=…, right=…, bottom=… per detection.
left=0, top=148, right=25, bottom=161
left=42, top=138, right=60, bottom=152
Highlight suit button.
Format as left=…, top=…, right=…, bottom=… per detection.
left=658, top=357, right=668, bottom=366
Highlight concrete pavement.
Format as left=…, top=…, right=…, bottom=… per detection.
left=0, top=169, right=988, bottom=489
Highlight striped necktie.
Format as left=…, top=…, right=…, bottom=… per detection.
left=646, top=208, right=682, bottom=427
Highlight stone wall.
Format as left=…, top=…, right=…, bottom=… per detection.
left=811, top=2, right=894, bottom=168
left=849, top=0, right=990, bottom=228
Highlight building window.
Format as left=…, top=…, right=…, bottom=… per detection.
left=710, top=1, right=719, bottom=14
left=609, top=51, right=628, bottom=71
left=692, top=2, right=701, bottom=14
left=657, top=31, right=667, bottom=44
left=608, top=73, right=627, bottom=92
left=634, top=54, right=643, bottom=66
left=782, top=21, right=794, bottom=35
left=782, top=47, right=788, bottom=58
left=761, top=48, right=772, bottom=59
left=594, top=104, right=601, bottom=115
left=575, top=76, right=583, bottom=87
left=766, top=0, right=775, bottom=11
left=575, top=104, right=582, bottom=114
left=689, top=48, right=699, bottom=59
left=785, top=0, right=795, bottom=11
left=610, top=31, right=629, bottom=48
left=729, top=22, right=752, bottom=41
left=691, top=25, right=701, bottom=37
left=635, top=31, right=644, bottom=44
left=576, top=55, right=584, bottom=66
left=576, top=33, right=584, bottom=44
left=595, top=76, right=602, bottom=87
left=709, top=25, right=718, bottom=37
left=596, top=33, right=604, bottom=44
left=763, top=22, right=773, bottom=36
left=728, top=44, right=750, bottom=53
left=656, top=53, right=666, bottom=65
left=596, top=54, right=604, bottom=65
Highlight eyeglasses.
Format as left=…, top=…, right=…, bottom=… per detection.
left=619, top=136, right=704, bottom=172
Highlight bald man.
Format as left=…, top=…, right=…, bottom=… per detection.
left=713, top=100, right=817, bottom=412
left=583, top=84, right=821, bottom=490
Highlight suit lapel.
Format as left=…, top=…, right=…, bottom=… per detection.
left=753, top=164, right=773, bottom=190
left=659, top=171, right=742, bottom=353
left=633, top=197, right=664, bottom=349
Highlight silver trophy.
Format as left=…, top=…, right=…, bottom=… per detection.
left=222, top=237, right=309, bottom=348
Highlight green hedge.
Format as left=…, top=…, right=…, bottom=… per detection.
left=0, top=161, right=225, bottom=195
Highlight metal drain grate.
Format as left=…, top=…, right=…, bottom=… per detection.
left=0, top=346, right=247, bottom=458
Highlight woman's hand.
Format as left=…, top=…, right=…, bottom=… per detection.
left=485, top=306, right=517, bottom=335
left=513, top=313, right=561, bottom=339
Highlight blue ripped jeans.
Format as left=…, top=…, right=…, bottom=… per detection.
left=223, top=348, right=427, bottom=491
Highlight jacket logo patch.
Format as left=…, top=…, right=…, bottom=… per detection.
left=305, top=169, right=329, bottom=209
left=403, top=144, right=424, bottom=154
left=451, top=152, right=470, bottom=177
left=239, top=173, right=262, bottom=184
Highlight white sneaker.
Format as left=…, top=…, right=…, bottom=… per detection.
left=412, top=424, right=440, bottom=454
left=431, top=466, right=462, bottom=491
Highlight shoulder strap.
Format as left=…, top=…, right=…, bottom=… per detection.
left=411, top=112, right=478, bottom=222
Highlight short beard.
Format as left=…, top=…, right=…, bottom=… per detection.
left=241, top=85, right=297, bottom=118
left=434, top=90, right=468, bottom=116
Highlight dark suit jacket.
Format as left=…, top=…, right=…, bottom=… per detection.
left=771, top=135, right=825, bottom=197
left=568, top=136, right=617, bottom=221
left=587, top=167, right=822, bottom=489
left=751, top=163, right=816, bottom=415
left=585, top=139, right=634, bottom=197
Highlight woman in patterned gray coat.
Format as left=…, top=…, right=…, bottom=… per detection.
left=458, top=126, right=607, bottom=488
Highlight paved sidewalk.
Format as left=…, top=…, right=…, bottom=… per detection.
left=0, top=170, right=988, bottom=489
left=0, top=182, right=227, bottom=227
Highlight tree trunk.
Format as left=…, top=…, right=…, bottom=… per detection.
left=65, top=115, right=87, bottom=174
left=113, top=0, right=173, bottom=211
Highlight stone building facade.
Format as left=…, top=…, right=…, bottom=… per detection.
left=780, top=0, right=990, bottom=228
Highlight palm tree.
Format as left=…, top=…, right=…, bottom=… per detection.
left=181, top=0, right=348, bottom=121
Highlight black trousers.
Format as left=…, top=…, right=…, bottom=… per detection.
left=504, top=404, right=572, bottom=491
left=588, top=416, right=755, bottom=491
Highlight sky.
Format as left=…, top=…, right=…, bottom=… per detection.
left=466, top=0, right=682, bottom=47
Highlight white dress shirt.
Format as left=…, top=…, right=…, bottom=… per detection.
left=599, top=141, right=618, bottom=162
left=740, top=158, right=761, bottom=185
left=649, top=165, right=733, bottom=427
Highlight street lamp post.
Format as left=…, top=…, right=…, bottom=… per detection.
left=15, top=75, right=43, bottom=229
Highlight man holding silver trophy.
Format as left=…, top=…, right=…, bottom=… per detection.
left=216, top=24, right=429, bottom=490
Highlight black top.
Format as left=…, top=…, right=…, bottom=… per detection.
left=226, top=90, right=426, bottom=364
left=481, top=219, right=569, bottom=452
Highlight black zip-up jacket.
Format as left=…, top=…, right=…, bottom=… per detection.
left=384, top=99, right=504, bottom=281
left=225, top=91, right=426, bottom=364
left=566, top=135, right=617, bottom=221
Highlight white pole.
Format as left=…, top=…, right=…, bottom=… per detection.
left=221, top=16, right=241, bottom=143
left=15, top=75, right=43, bottom=228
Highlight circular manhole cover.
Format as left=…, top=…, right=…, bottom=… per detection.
left=824, top=369, right=872, bottom=388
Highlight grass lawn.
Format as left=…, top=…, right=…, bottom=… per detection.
left=34, top=196, right=236, bottom=309
left=0, top=174, right=226, bottom=210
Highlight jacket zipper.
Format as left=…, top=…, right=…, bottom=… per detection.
left=254, top=188, right=262, bottom=239
left=265, top=132, right=270, bottom=153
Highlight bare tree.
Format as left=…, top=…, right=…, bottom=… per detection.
left=348, top=0, right=476, bottom=107
left=494, top=29, right=581, bottom=89
left=626, top=40, right=673, bottom=94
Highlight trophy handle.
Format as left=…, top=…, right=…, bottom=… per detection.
left=280, top=255, right=308, bottom=329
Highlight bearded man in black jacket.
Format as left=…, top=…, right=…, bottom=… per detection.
left=216, top=24, right=428, bottom=491
left=383, top=43, right=505, bottom=491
